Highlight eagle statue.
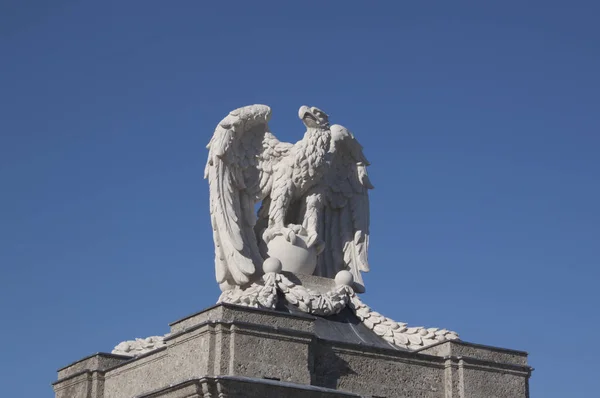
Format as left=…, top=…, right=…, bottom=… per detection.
left=110, top=105, right=460, bottom=357
left=205, top=105, right=373, bottom=292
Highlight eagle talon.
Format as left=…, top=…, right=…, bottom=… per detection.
left=285, top=229, right=297, bottom=245
left=287, top=224, right=305, bottom=235
left=306, top=233, right=325, bottom=255
left=262, top=227, right=279, bottom=244
left=262, top=226, right=299, bottom=245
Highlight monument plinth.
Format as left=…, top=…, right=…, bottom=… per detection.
left=53, top=105, right=532, bottom=397
left=54, top=300, right=531, bottom=397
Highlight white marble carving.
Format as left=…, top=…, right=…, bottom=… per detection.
left=347, top=293, right=459, bottom=350
left=206, top=105, right=372, bottom=292
left=275, top=273, right=351, bottom=316
left=217, top=267, right=459, bottom=351
left=267, top=232, right=317, bottom=276
left=111, top=335, right=167, bottom=357
left=217, top=272, right=278, bottom=309
left=207, top=104, right=459, bottom=351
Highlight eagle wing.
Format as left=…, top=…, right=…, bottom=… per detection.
left=318, top=124, right=373, bottom=292
left=205, top=105, right=292, bottom=290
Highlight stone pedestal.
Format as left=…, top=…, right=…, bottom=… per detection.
left=53, top=303, right=532, bottom=398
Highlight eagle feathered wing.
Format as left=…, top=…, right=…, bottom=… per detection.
left=318, top=124, right=373, bottom=292
left=205, top=105, right=292, bottom=290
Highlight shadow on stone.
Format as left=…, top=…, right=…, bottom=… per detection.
left=313, top=344, right=356, bottom=390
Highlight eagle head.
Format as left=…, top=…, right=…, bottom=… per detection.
left=299, top=106, right=329, bottom=129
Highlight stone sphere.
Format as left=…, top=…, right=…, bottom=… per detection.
left=335, top=270, right=354, bottom=286
left=267, top=235, right=317, bottom=275
left=262, top=257, right=282, bottom=274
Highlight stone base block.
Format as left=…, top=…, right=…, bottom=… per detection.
left=53, top=304, right=532, bottom=397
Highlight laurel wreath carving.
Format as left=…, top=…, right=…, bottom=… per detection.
left=112, top=335, right=167, bottom=357
left=274, top=273, right=351, bottom=316
left=216, top=272, right=459, bottom=350
left=346, top=291, right=459, bottom=349
left=114, top=274, right=458, bottom=356
left=113, top=273, right=458, bottom=356
left=217, top=272, right=279, bottom=309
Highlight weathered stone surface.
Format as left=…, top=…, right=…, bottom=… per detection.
left=57, top=353, right=131, bottom=380
left=138, top=376, right=361, bottom=398
left=419, top=339, right=529, bottom=366
left=53, top=353, right=132, bottom=398
left=54, top=304, right=532, bottom=398
left=420, top=341, right=531, bottom=398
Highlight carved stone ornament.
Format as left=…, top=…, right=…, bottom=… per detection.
left=205, top=105, right=372, bottom=292
left=204, top=104, right=459, bottom=350
left=112, top=104, right=459, bottom=356
left=217, top=264, right=459, bottom=351
left=112, top=336, right=167, bottom=357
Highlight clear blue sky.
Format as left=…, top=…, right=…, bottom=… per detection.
left=1, top=1, right=598, bottom=396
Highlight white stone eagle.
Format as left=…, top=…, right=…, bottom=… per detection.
left=205, top=105, right=373, bottom=292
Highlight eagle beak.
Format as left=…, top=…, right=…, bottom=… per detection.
left=298, top=105, right=311, bottom=120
